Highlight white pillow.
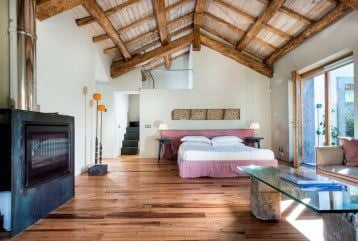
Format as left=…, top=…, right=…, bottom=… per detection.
left=211, top=136, right=243, bottom=144
left=181, top=136, right=211, bottom=144
left=212, top=141, right=245, bottom=147
left=181, top=141, right=211, bottom=147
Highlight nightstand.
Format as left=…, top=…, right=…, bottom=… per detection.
left=247, top=137, right=264, bottom=149
left=156, top=138, right=172, bottom=163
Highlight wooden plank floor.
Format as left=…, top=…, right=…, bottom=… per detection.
left=7, top=157, right=323, bottom=241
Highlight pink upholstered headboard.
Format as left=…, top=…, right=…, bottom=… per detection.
left=161, top=129, right=254, bottom=159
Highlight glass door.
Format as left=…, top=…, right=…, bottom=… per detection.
left=328, top=63, right=355, bottom=144
left=296, top=59, right=354, bottom=167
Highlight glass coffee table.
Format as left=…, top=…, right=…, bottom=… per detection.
left=239, top=165, right=358, bottom=241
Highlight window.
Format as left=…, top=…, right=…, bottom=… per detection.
left=293, top=54, right=355, bottom=167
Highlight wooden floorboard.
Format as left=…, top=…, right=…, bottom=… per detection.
left=5, top=157, right=322, bottom=241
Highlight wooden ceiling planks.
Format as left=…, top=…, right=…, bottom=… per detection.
left=265, top=2, right=352, bottom=64
left=76, top=0, right=142, bottom=26
left=37, top=0, right=356, bottom=77
left=237, top=0, right=286, bottom=51
left=83, top=0, right=132, bottom=60
left=201, top=34, right=273, bottom=77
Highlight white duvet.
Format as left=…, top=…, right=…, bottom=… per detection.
left=178, top=142, right=275, bottom=161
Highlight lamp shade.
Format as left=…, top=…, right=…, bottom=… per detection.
left=249, top=122, right=260, bottom=130
left=93, top=93, right=102, bottom=101
left=98, top=104, right=106, bottom=112
left=158, top=123, right=168, bottom=131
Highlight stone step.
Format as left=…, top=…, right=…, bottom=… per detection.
left=122, top=140, right=138, bottom=147
left=121, top=147, right=139, bottom=155
left=129, top=121, right=139, bottom=127
left=124, top=133, right=139, bottom=140
left=126, top=127, right=139, bottom=134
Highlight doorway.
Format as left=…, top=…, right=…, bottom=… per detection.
left=113, top=91, right=140, bottom=157
left=294, top=56, right=354, bottom=167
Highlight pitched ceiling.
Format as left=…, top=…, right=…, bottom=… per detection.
left=36, top=0, right=355, bottom=78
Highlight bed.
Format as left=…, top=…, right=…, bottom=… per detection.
left=160, top=129, right=278, bottom=178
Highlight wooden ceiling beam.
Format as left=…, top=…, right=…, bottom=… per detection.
left=111, top=33, right=194, bottom=78
left=143, top=50, right=189, bottom=70
left=76, top=0, right=142, bottom=26
left=36, top=0, right=86, bottom=20
left=237, top=0, right=285, bottom=51
left=339, top=0, right=358, bottom=9
left=76, top=0, right=190, bottom=27
left=193, top=0, right=206, bottom=51
left=111, top=25, right=192, bottom=60
left=201, top=26, right=264, bottom=61
left=252, top=38, right=276, bottom=51
left=201, top=34, right=272, bottom=77
left=152, top=0, right=169, bottom=45
left=265, top=3, right=352, bottom=65
left=279, top=6, right=312, bottom=25
left=83, top=0, right=131, bottom=60
left=212, top=0, right=256, bottom=22
left=164, top=55, right=172, bottom=69
left=204, top=12, right=245, bottom=35
left=262, top=23, right=291, bottom=39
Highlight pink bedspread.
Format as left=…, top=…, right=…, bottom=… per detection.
left=178, top=156, right=278, bottom=178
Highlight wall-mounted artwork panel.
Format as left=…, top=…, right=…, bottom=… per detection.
left=171, top=109, right=240, bottom=120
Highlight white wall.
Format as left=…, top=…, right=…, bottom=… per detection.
left=37, top=12, right=112, bottom=175
left=271, top=12, right=358, bottom=161
left=140, top=46, right=272, bottom=158
left=128, top=94, right=140, bottom=122
left=0, top=0, right=9, bottom=108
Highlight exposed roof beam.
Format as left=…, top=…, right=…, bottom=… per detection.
left=164, top=55, right=172, bottom=69
left=201, top=25, right=264, bottom=62
left=83, top=0, right=131, bottom=60
left=265, top=3, right=352, bottom=65
left=252, top=38, right=276, bottom=51
left=92, top=14, right=155, bottom=42
left=76, top=0, right=142, bottom=26
left=103, top=16, right=193, bottom=54
left=262, top=23, right=291, bottom=39
left=279, top=6, right=312, bottom=25
left=143, top=50, right=189, bottom=70
left=339, top=0, right=358, bottom=9
left=152, top=0, right=169, bottom=45
left=76, top=0, right=190, bottom=27
left=237, top=0, right=285, bottom=51
left=36, top=0, right=85, bottom=20
left=193, top=0, right=206, bottom=51
left=111, top=33, right=194, bottom=78
left=201, top=34, right=273, bottom=77
left=111, top=25, right=192, bottom=60
left=212, top=0, right=256, bottom=22
left=94, top=11, right=193, bottom=43
left=204, top=13, right=245, bottom=35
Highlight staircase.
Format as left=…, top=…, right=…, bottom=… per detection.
left=121, top=121, right=139, bottom=155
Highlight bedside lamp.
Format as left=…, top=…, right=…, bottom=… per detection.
left=249, top=122, right=260, bottom=136
left=158, top=123, right=168, bottom=137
